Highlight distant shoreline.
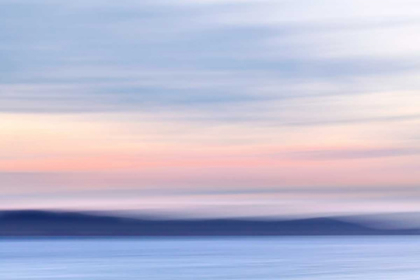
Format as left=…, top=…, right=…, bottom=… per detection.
left=1, top=210, right=419, bottom=237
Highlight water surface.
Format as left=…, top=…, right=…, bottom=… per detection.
left=1, top=237, right=420, bottom=279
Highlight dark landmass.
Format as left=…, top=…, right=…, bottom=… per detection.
left=0, top=210, right=419, bottom=236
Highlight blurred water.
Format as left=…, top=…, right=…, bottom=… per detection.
left=1, top=237, right=420, bottom=279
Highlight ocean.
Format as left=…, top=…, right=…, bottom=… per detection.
left=1, top=237, right=420, bottom=279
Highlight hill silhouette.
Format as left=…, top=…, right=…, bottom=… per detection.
left=0, top=210, right=419, bottom=236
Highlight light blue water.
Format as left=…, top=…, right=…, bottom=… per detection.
left=1, top=237, right=420, bottom=279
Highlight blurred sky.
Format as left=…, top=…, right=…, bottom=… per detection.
left=1, top=0, right=420, bottom=217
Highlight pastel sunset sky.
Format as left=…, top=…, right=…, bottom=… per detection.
left=1, top=0, right=420, bottom=217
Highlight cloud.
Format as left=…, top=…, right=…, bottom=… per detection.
left=286, top=147, right=420, bottom=160
left=1, top=0, right=420, bottom=117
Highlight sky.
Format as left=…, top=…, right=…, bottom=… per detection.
left=1, top=0, right=420, bottom=217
